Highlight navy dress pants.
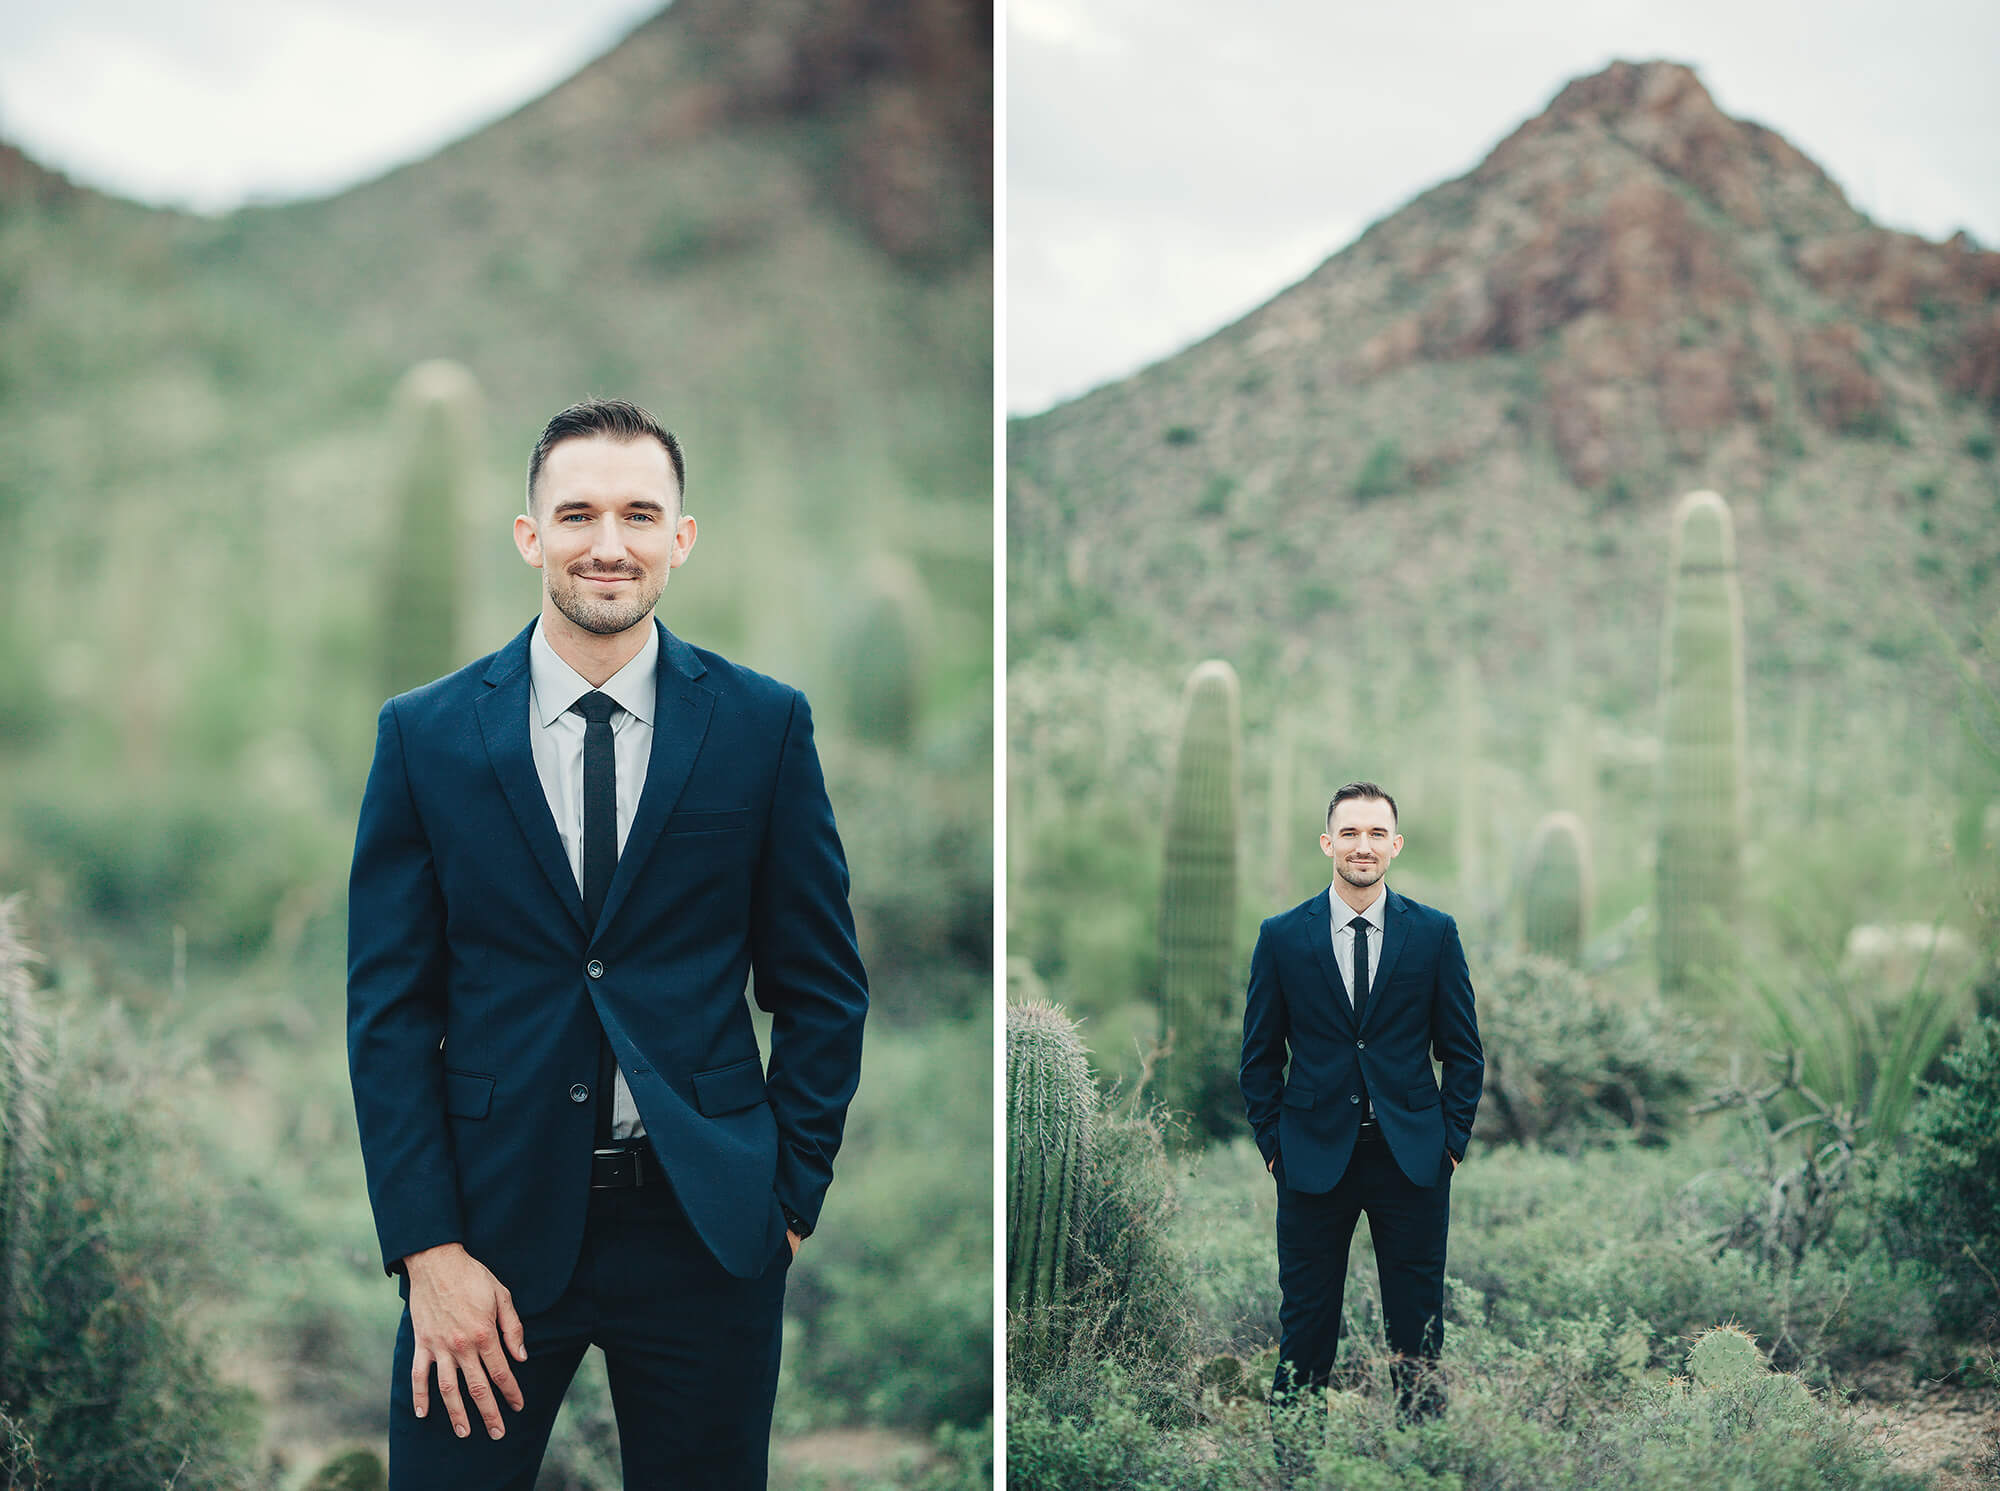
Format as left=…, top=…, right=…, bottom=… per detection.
left=388, top=1180, right=790, bottom=1490
left=1272, top=1130, right=1451, bottom=1420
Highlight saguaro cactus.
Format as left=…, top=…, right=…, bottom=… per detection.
left=844, top=556, right=929, bottom=749
left=1523, top=811, right=1592, bottom=965
left=1657, top=490, right=1747, bottom=999
left=1158, top=659, right=1241, bottom=1144
left=381, top=359, right=481, bottom=700
left=0, top=897, right=47, bottom=1402
left=1006, top=998, right=1094, bottom=1359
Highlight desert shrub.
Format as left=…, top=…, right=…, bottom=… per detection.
left=1449, top=1141, right=1932, bottom=1377
left=0, top=910, right=259, bottom=1489
left=784, top=1014, right=992, bottom=1430
left=1019, top=1104, right=1200, bottom=1427
left=1878, top=1013, right=2000, bottom=1342
left=1475, top=948, right=1706, bottom=1149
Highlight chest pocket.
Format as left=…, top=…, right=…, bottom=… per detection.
left=667, top=808, right=753, bottom=837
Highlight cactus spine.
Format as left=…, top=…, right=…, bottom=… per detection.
left=1523, top=811, right=1592, bottom=964
left=1006, top=998, right=1094, bottom=1360
left=1656, top=490, right=1747, bottom=998
left=0, top=897, right=47, bottom=1403
left=381, top=360, right=481, bottom=700
left=1158, top=660, right=1241, bottom=1144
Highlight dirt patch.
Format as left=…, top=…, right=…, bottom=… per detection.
left=1836, top=1366, right=1999, bottom=1491
left=777, top=1428, right=933, bottom=1482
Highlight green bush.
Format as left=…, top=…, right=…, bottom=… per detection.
left=1353, top=438, right=1406, bottom=501
left=0, top=909, right=259, bottom=1490
left=1475, top=948, right=1706, bottom=1150
left=1880, top=1014, right=2000, bottom=1341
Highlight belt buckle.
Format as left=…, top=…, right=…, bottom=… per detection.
left=592, top=1146, right=642, bottom=1189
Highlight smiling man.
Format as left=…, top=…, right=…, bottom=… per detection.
left=1240, top=781, right=1482, bottom=1428
left=347, top=398, right=868, bottom=1487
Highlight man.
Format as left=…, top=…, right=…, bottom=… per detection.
left=1240, top=782, right=1481, bottom=1424
left=347, top=398, right=868, bottom=1487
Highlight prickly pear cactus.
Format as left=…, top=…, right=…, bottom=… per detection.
left=1523, top=811, right=1592, bottom=965
left=1686, top=1322, right=1763, bottom=1387
left=1158, top=659, right=1241, bottom=1145
left=1006, top=998, right=1095, bottom=1359
left=1657, top=490, right=1747, bottom=999
left=382, top=359, right=482, bottom=699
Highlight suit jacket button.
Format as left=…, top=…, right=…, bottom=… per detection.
left=1357, top=1040, right=1366, bottom=1049
left=569, top=1084, right=589, bottom=1103
left=1349, top=1094, right=1360, bottom=1104
left=586, top=960, right=604, bottom=979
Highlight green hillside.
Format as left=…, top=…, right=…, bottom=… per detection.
left=0, top=1, right=992, bottom=1482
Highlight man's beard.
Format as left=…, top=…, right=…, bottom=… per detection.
left=1337, top=860, right=1383, bottom=888
left=549, top=569, right=665, bottom=636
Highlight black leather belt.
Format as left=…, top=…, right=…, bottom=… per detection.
left=591, top=1142, right=664, bottom=1189
left=1357, top=1118, right=1384, bottom=1142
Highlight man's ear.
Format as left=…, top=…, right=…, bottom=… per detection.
left=513, top=513, right=543, bottom=569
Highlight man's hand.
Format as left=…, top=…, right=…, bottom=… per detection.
left=404, top=1243, right=527, bottom=1440
left=788, top=1229, right=802, bottom=1259
left=1451, top=1154, right=1460, bottom=1171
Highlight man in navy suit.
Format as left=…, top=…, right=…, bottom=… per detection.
left=347, top=398, right=867, bottom=1487
left=1240, top=781, right=1481, bottom=1424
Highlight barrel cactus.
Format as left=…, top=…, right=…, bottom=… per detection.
left=1158, top=659, right=1241, bottom=1144
left=381, top=359, right=481, bottom=699
left=1007, top=998, right=1095, bottom=1361
left=1523, top=811, right=1592, bottom=965
left=1656, top=490, right=1747, bottom=999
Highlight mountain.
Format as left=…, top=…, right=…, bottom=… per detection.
left=1008, top=61, right=1996, bottom=743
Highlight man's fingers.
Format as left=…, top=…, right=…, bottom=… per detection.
left=459, top=1358, right=507, bottom=1439
left=481, top=1337, right=525, bottom=1414
left=499, top=1290, right=528, bottom=1364
left=435, top=1364, right=471, bottom=1439
left=412, top=1345, right=432, bottom=1419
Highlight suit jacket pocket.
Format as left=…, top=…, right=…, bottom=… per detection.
left=1282, top=1086, right=1316, bottom=1109
left=1406, top=1083, right=1440, bottom=1110
left=667, top=808, right=753, bottom=836
left=693, top=1055, right=767, bottom=1116
left=444, top=1069, right=495, bottom=1119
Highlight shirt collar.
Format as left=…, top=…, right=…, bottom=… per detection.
left=1329, top=882, right=1389, bottom=931
left=530, top=620, right=659, bottom=729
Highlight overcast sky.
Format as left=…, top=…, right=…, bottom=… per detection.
left=0, top=0, right=662, bottom=211
left=1008, top=0, right=2000, bottom=414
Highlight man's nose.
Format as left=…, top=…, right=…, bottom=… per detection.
left=590, top=515, right=629, bottom=556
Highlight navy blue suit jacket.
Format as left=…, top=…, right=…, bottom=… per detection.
left=1240, top=887, right=1482, bottom=1193
left=347, top=617, right=868, bottom=1316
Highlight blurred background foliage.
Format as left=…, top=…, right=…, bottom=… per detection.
left=0, top=0, right=991, bottom=1485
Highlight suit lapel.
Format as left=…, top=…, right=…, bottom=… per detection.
left=1365, top=889, right=1412, bottom=1031
left=475, top=621, right=588, bottom=935
left=1302, top=893, right=1355, bottom=1030
left=593, top=622, right=716, bottom=936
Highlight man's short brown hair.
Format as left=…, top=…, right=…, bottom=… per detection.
left=1326, top=781, right=1398, bottom=832
left=526, top=398, right=685, bottom=514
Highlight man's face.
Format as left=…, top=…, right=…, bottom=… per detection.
left=513, top=434, right=695, bottom=638
left=1321, top=797, right=1403, bottom=889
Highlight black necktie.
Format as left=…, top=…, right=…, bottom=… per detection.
left=572, top=691, right=619, bottom=1146
left=1351, top=916, right=1372, bottom=1124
